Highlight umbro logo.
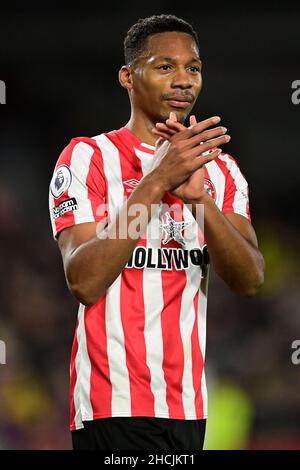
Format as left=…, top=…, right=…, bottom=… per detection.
left=123, top=178, right=140, bottom=189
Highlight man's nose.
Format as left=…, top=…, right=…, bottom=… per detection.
left=171, top=67, right=193, bottom=89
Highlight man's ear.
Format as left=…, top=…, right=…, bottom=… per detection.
left=119, top=65, right=133, bottom=91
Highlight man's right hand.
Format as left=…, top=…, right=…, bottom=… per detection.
left=151, top=115, right=231, bottom=193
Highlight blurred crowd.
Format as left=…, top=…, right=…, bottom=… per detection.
left=0, top=184, right=75, bottom=449
left=0, top=180, right=299, bottom=449
left=204, top=219, right=300, bottom=449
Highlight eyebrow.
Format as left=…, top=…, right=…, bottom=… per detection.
left=154, top=56, right=202, bottom=64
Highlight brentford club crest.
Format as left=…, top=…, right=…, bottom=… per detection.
left=204, top=178, right=217, bottom=201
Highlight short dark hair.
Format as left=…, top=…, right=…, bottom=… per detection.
left=124, top=14, right=199, bottom=64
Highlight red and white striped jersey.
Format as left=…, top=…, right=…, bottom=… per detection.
left=49, top=127, right=251, bottom=430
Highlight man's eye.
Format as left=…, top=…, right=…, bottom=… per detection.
left=158, top=65, right=172, bottom=70
left=189, top=66, right=201, bottom=72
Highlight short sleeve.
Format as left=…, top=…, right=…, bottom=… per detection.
left=220, top=154, right=251, bottom=221
left=49, top=137, right=108, bottom=239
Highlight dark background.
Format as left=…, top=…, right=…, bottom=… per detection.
left=0, top=2, right=299, bottom=449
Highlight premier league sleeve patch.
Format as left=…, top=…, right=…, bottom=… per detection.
left=50, top=165, right=72, bottom=198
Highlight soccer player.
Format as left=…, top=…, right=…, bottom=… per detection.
left=49, top=14, right=264, bottom=450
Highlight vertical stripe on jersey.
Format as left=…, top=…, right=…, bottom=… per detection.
left=117, top=146, right=155, bottom=417
left=84, top=295, right=112, bottom=419
left=69, top=142, right=95, bottom=223
left=161, top=266, right=187, bottom=418
left=49, top=190, right=58, bottom=238
left=74, top=304, right=93, bottom=426
left=160, top=197, right=187, bottom=419
left=143, top=206, right=169, bottom=416
left=218, top=154, right=250, bottom=219
left=70, top=322, right=79, bottom=430
left=120, top=266, right=156, bottom=416
left=179, top=205, right=203, bottom=418
left=228, top=157, right=250, bottom=219
left=135, top=147, right=169, bottom=416
left=197, top=274, right=209, bottom=417
left=94, top=134, right=131, bottom=416
left=191, top=290, right=204, bottom=418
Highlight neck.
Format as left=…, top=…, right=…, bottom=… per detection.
left=125, top=110, right=158, bottom=147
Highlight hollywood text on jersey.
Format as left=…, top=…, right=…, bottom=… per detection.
left=126, top=245, right=209, bottom=274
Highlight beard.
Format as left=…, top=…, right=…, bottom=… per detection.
left=176, top=112, right=186, bottom=124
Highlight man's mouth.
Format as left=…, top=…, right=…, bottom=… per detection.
left=164, top=95, right=194, bottom=109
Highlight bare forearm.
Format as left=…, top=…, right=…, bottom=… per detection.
left=189, top=193, right=264, bottom=296
left=66, top=172, right=165, bottom=305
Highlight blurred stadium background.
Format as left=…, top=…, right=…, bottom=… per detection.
left=0, top=2, right=299, bottom=449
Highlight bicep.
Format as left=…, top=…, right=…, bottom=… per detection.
left=224, top=212, right=258, bottom=248
left=58, top=220, right=107, bottom=266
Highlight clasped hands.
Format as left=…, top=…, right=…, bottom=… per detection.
left=151, top=112, right=231, bottom=203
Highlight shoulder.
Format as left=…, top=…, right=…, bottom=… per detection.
left=208, top=151, right=248, bottom=183
left=214, top=152, right=241, bottom=173
left=55, top=134, right=109, bottom=169
left=62, top=135, right=102, bottom=155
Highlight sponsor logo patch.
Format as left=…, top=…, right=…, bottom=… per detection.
left=50, top=165, right=72, bottom=198
left=160, top=212, right=192, bottom=247
left=126, top=245, right=210, bottom=275
left=52, top=197, right=78, bottom=219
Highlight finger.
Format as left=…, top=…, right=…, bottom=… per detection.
left=155, top=123, right=178, bottom=134
left=153, top=126, right=177, bottom=139
left=172, top=115, right=221, bottom=141
left=187, top=134, right=230, bottom=159
left=184, top=126, right=228, bottom=149
left=175, top=126, right=228, bottom=152
left=190, top=148, right=222, bottom=172
left=199, top=148, right=223, bottom=164
left=199, top=134, right=230, bottom=154
left=189, top=115, right=197, bottom=126
left=169, top=111, right=177, bottom=122
left=152, top=128, right=174, bottom=140
left=164, top=120, right=186, bottom=132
